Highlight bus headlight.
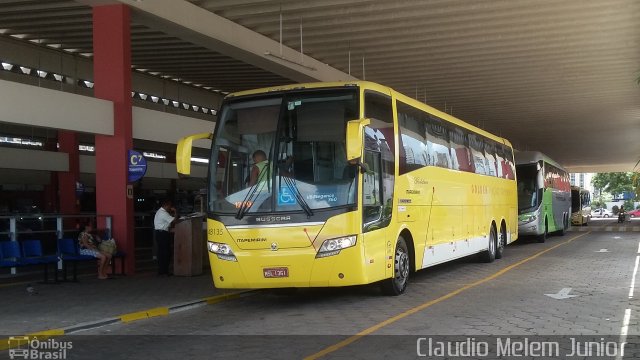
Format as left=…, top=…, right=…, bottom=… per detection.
left=316, top=235, right=357, bottom=258
left=207, top=241, right=237, bottom=262
left=519, top=214, right=537, bottom=224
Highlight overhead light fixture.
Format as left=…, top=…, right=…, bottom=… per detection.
left=182, top=103, right=190, bottom=110
left=191, top=157, right=209, bottom=164
left=53, top=74, right=63, bottom=81
left=172, top=101, right=179, bottom=107
left=131, top=91, right=136, bottom=97
left=138, top=93, right=148, bottom=100
left=1, top=62, right=13, bottom=71
left=162, top=98, right=170, bottom=105
left=20, top=66, right=31, bottom=75
left=143, top=151, right=166, bottom=159
left=211, top=110, right=217, bottom=115
left=150, top=96, right=159, bottom=103
left=37, top=70, right=47, bottom=78
left=84, top=80, right=94, bottom=88
left=202, top=107, right=209, bottom=114
left=192, top=105, right=199, bottom=111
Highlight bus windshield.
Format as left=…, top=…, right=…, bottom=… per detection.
left=208, top=88, right=359, bottom=215
left=516, top=163, right=539, bottom=212
left=571, top=189, right=581, bottom=211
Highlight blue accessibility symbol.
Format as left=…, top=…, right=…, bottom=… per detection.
left=278, top=187, right=296, bottom=206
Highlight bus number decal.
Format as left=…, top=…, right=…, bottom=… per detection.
left=208, top=228, right=224, bottom=236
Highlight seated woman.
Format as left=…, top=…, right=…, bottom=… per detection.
left=78, top=222, right=112, bottom=279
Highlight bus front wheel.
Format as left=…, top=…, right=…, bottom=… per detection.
left=481, top=225, right=497, bottom=263
left=537, top=219, right=548, bottom=243
left=381, top=236, right=410, bottom=296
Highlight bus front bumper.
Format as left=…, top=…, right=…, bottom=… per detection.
left=208, top=246, right=370, bottom=289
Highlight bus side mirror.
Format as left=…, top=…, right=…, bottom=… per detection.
left=346, top=118, right=371, bottom=161
left=176, top=132, right=213, bottom=176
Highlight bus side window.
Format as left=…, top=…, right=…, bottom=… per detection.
left=397, top=101, right=427, bottom=174
left=426, top=115, right=451, bottom=169
left=468, top=134, right=486, bottom=175
left=363, top=150, right=383, bottom=225
left=449, top=126, right=472, bottom=172
left=484, top=140, right=498, bottom=177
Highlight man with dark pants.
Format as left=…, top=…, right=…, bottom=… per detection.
left=154, top=199, right=177, bottom=276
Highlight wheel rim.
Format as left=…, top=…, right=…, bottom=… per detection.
left=498, top=230, right=505, bottom=252
left=395, top=247, right=409, bottom=287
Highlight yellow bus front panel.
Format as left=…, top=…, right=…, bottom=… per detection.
left=207, top=211, right=378, bottom=289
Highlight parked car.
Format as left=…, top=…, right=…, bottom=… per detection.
left=627, top=209, right=640, bottom=218
left=591, top=208, right=613, bottom=218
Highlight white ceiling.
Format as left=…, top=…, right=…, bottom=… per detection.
left=1, top=0, right=639, bottom=172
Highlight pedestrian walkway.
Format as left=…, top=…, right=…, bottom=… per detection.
left=0, top=271, right=235, bottom=336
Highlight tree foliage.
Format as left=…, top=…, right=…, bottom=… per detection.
left=592, top=172, right=637, bottom=198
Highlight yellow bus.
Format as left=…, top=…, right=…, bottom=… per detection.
left=177, top=81, right=518, bottom=295
left=571, top=186, right=591, bottom=226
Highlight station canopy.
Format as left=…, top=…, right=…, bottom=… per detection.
left=0, top=0, right=639, bottom=172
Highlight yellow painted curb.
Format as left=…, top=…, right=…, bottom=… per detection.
left=120, top=307, right=169, bottom=323
left=204, top=291, right=248, bottom=305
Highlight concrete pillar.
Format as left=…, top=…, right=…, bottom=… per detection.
left=92, top=4, right=135, bottom=274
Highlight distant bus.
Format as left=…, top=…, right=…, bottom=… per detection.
left=515, top=151, right=571, bottom=242
left=177, top=81, right=518, bottom=295
left=571, top=186, right=591, bottom=226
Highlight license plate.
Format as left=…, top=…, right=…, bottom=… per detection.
left=263, top=267, right=289, bottom=278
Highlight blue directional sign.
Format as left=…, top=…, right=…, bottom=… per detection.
left=127, top=150, right=147, bottom=182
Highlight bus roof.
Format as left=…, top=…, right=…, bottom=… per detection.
left=226, top=80, right=513, bottom=149
left=515, top=150, right=567, bottom=171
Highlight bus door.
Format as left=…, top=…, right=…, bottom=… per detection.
left=361, top=125, right=395, bottom=282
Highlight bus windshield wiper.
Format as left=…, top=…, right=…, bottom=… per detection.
left=282, top=176, right=314, bottom=217
left=236, top=165, right=270, bottom=220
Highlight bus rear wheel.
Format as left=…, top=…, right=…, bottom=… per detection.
left=496, top=224, right=506, bottom=259
left=558, top=215, right=568, bottom=236
left=381, top=236, right=410, bottom=296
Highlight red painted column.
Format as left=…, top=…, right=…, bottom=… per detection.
left=92, top=4, right=135, bottom=274
left=57, top=131, right=80, bottom=215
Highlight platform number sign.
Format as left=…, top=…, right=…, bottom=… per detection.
left=128, top=150, right=147, bottom=182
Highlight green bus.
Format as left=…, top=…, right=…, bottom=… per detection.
left=516, top=151, right=571, bottom=242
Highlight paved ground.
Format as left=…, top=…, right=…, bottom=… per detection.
left=2, top=229, right=640, bottom=359
left=0, top=272, right=223, bottom=335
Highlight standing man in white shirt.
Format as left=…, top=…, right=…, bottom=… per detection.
left=154, top=199, right=177, bottom=276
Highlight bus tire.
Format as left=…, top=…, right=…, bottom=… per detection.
left=381, top=236, right=410, bottom=296
left=481, top=225, right=497, bottom=263
left=496, top=223, right=506, bottom=259
left=558, top=215, right=567, bottom=236
left=537, top=219, right=548, bottom=243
